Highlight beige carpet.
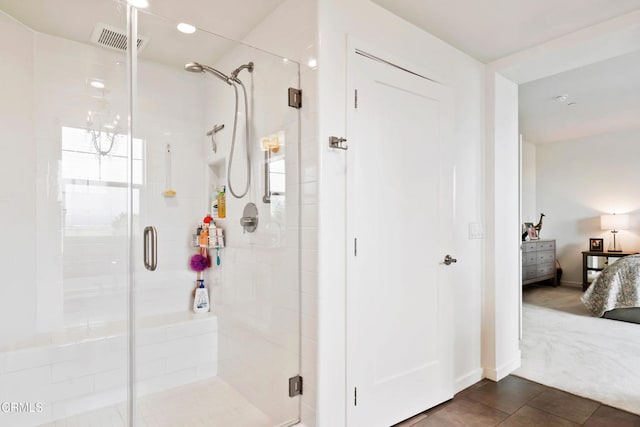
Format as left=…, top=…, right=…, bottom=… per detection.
left=515, top=285, right=640, bottom=415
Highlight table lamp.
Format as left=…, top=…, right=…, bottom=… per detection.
left=600, top=213, right=629, bottom=252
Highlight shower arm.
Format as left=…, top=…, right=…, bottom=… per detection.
left=231, top=62, right=254, bottom=82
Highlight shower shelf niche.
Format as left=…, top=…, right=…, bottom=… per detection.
left=207, top=159, right=226, bottom=216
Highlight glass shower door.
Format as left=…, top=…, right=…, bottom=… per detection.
left=0, top=1, right=133, bottom=425
left=131, top=8, right=301, bottom=427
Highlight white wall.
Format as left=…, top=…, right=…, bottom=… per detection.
left=482, top=72, right=521, bottom=381
left=521, top=140, right=537, bottom=223
left=317, top=0, right=485, bottom=425
left=535, top=129, right=640, bottom=285
left=0, top=12, right=36, bottom=346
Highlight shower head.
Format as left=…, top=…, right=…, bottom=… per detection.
left=230, top=62, right=254, bottom=83
left=184, top=62, right=232, bottom=85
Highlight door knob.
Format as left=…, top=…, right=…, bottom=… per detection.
left=444, top=255, right=457, bottom=265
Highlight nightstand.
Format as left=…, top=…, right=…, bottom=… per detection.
left=582, top=251, right=638, bottom=291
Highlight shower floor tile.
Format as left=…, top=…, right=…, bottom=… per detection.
left=41, top=377, right=272, bottom=427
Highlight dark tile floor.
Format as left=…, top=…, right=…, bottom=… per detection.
left=392, top=375, right=640, bottom=426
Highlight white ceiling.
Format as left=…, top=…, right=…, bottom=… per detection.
left=0, top=0, right=286, bottom=67
left=519, top=50, right=640, bottom=143
left=371, top=0, right=640, bottom=63
left=371, top=0, right=640, bottom=143
left=3, top=0, right=639, bottom=145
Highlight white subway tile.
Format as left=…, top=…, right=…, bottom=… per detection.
left=195, top=363, right=217, bottom=380
left=301, top=227, right=318, bottom=250
left=2, top=347, right=52, bottom=373
left=94, top=368, right=127, bottom=392
left=135, top=357, right=168, bottom=381
left=46, top=375, right=95, bottom=404
left=301, top=181, right=318, bottom=204
left=136, top=368, right=196, bottom=397
left=51, top=350, right=126, bottom=383
left=0, top=366, right=50, bottom=402
left=301, top=203, right=318, bottom=228
left=301, top=249, right=318, bottom=273
left=301, top=402, right=317, bottom=427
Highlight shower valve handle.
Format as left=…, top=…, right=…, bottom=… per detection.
left=240, top=217, right=256, bottom=226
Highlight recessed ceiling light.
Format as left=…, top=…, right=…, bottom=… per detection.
left=127, top=0, right=149, bottom=8
left=89, top=79, right=105, bottom=89
left=176, top=23, right=196, bottom=34
left=555, top=94, right=568, bottom=102
left=307, top=58, right=317, bottom=68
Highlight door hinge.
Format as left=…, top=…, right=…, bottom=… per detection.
left=354, top=238, right=357, bottom=256
left=329, top=136, right=348, bottom=150
left=355, top=89, right=358, bottom=109
left=288, top=88, right=302, bottom=109
left=354, top=387, right=357, bottom=406
left=289, top=375, right=303, bottom=397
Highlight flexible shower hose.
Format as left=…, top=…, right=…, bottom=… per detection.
left=227, top=80, right=251, bottom=199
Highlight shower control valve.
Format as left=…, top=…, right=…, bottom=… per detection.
left=240, top=203, right=258, bottom=233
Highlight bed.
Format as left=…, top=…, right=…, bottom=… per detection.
left=581, top=254, right=640, bottom=324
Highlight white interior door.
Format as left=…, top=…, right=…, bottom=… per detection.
left=346, top=51, right=455, bottom=427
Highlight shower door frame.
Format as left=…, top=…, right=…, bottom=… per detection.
left=124, top=5, right=303, bottom=426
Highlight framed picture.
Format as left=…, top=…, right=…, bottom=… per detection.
left=522, top=222, right=534, bottom=241
left=590, top=238, right=604, bottom=252
left=528, top=226, right=539, bottom=240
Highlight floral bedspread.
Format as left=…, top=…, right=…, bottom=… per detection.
left=581, top=254, right=640, bottom=317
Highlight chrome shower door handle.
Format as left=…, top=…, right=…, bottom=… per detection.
left=143, top=226, right=157, bottom=271
left=443, top=255, right=457, bottom=266
left=263, top=149, right=271, bottom=204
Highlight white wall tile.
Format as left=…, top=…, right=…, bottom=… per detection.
left=0, top=366, right=50, bottom=402
left=0, top=11, right=37, bottom=348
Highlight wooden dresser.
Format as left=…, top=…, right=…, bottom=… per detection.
left=522, top=239, right=557, bottom=286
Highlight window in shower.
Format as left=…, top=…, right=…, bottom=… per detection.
left=61, top=125, right=143, bottom=234
left=60, top=125, right=143, bottom=326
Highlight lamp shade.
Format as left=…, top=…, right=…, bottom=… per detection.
left=601, top=214, right=629, bottom=231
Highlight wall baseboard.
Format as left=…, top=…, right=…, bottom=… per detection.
left=483, top=351, right=521, bottom=381
left=559, top=281, right=582, bottom=288
left=455, top=368, right=484, bottom=392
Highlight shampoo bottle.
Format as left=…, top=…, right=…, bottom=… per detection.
left=218, top=186, right=226, bottom=219
left=193, top=280, right=210, bottom=313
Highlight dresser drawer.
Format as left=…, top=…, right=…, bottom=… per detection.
left=538, top=250, right=555, bottom=263
left=522, top=252, right=537, bottom=266
left=524, top=265, right=538, bottom=280
left=537, top=241, right=555, bottom=251
left=537, top=262, right=555, bottom=276
left=522, top=242, right=538, bottom=252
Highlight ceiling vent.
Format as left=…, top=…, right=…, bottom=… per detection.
left=90, top=23, right=149, bottom=53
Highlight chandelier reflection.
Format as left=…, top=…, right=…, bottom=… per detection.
left=86, top=109, right=121, bottom=156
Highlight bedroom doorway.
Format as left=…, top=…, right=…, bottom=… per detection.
left=515, top=46, right=640, bottom=415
